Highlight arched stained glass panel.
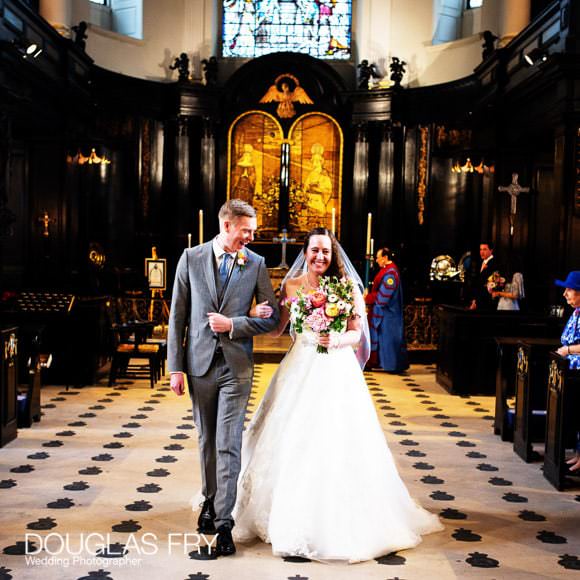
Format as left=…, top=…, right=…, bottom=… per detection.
left=227, top=111, right=284, bottom=239
left=222, top=1, right=352, bottom=60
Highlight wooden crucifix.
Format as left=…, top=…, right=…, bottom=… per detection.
left=498, top=173, right=530, bottom=236
left=273, top=228, right=296, bottom=269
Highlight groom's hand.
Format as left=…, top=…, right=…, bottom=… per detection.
left=170, top=372, right=185, bottom=396
left=207, top=312, right=233, bottom=333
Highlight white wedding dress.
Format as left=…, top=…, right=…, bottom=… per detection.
left=232, top=327, right=443, bottom=563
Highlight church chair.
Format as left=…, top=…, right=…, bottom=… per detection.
left=108, top=326, right=161, bottom=389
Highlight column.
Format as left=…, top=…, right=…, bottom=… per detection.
left=183, top=0, right=216, bottom=81
left=174, top=116, right=191, bottom=250
left=376, top=123, right=394, bottom=246
left=200, top=118, right=216, bottom=221
left=498, top=0, right=531, bottom=46
left=39, top=0, right=72, bottom=38
left=352, top=123, right=369, bottom=257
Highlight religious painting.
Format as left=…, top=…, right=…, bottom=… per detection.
left=227, top=111, right=284, bottom=239
left=287, top=112, right=342, bottom=237
left=146, top=259, right=166, bottom=290
left=221, top=0, right=352, bottom=60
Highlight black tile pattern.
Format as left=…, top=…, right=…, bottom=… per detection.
left=518, top=510, right=546, bottom=522
left=559, top=554, right=580, bottom=570
left=112, top=520, right=141, bottom=532
left=27, top=517, right=57, bottom=530
left=376, top=553, right=406, bottom=565
left=465, top=552, right=499, bottom=568
left=1, top=366, right=577, bottom=578
left=440, top=508, right=467, bottom=520
left=63, top=481, right=90, bottom=491
left=452, top=528, right=482, bottom=542
left=537, top=530, right=567, bottom=544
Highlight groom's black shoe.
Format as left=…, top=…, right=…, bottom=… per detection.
left=215, top=523, right=236, bottom=557
left=197, top=497, right=216, bottom=534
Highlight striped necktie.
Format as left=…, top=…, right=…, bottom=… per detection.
left=219, top=253, right=232, bottom=285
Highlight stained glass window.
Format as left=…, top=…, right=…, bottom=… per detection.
left=222, top=0, right=352, bottom=60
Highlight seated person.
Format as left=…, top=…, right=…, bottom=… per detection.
left=554, top=271, right=580, bottom=472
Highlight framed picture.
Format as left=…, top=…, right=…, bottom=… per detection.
left=145, top=258, right=166, bottom=290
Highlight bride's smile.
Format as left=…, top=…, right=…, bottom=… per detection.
left=305, top=234, right=332, bottom=276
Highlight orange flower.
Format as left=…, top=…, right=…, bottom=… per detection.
left=310, top=291, right=326, bottom=308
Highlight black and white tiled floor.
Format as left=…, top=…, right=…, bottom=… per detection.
left=1, top=364, right=579, bottom=579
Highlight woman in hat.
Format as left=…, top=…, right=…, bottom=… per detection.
left=554, top=271, right=580, bottom=472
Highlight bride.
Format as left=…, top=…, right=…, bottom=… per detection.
left=233, top=227, right=443, bottom=563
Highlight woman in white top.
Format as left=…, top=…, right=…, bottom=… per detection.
left=492, top=260, right=525, bottom=311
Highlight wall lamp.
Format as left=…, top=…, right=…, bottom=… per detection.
left=67, top=148, right=111, bottom=165
left=451, top=158, right=495, bottom=174
left=524, top=47, right=548, bottom=66
left=13, top=37, right=43, bottom=59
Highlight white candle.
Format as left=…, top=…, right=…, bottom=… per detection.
left=198, top=210, right=203, bottom=245
left=366, top=213, right=372, bottom=255
left=187, top=233, right=191, bottom=248
left=370, top=238, right=374, bottom=257
left=331, top=208, right=336, bottom=234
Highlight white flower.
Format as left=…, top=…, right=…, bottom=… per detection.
left=328, top=294, right=339, bottom=303
left=337, top=300, right=346, bottom=310
left=290, top=303, right=301, bottom=316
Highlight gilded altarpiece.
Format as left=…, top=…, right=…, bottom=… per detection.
left=288, top=113, right=342, bottom=237
left=227, top=111, right=283, bottom=238
left=227, top=111, right=342, bottom=240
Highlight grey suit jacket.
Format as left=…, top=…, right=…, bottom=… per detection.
left=167, top=242, right=280, bottom=380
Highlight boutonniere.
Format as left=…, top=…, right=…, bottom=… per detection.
left=236, top=251, right=248, bottom=271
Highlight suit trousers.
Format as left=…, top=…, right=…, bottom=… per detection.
left=188, top=350, right=251, bottom=528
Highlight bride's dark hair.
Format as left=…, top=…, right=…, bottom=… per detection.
left=302, top=227, right=346, bottom=278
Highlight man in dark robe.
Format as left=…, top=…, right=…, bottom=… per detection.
left=366, top=248, right=408, bottom=372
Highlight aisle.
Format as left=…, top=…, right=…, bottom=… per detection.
left=0, top=364, right=578, bottom=579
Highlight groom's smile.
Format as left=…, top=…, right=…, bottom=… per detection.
left=220, top=215, right=257, bottom=252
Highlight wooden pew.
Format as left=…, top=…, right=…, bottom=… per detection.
left=494, top=337, right=521, bottom=441
left=543, top=353, right=580, bottom=490
left=0, top=326, right=18, bottom=447
left=436, top=305, right=562, bottom=395
left=2, top=293, right=108, bottom=387
left=17, top=353, right=43, bottom=428
left=513, top=339, right=559, bottom=462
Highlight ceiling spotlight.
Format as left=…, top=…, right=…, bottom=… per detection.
left=524, top=47, right=547, bottom=66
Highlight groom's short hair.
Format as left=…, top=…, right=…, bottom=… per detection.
left=219, top=199, right=257, bottom=221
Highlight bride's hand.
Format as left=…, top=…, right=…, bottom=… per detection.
left=317, top=333, right=339, bottom=348
left=249, top=300, right=273, bottom=319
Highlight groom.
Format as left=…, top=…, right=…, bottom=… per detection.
left=168, top=199, right=279, bottom=557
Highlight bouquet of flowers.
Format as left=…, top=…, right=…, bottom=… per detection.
left=285, top=276, right=355, bottom=354
left=487, top=271, right=506, bottom=293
